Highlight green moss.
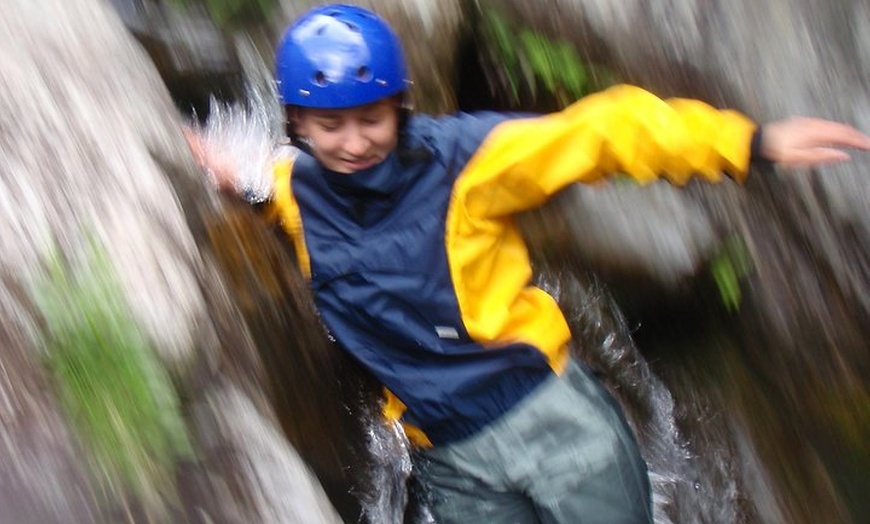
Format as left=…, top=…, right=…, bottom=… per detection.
left=481, top=10, right=616, bottom=108
left=167, top=0, right=279, bottom=28
left=710, top=236, right=754, bottom=311
left=33, top=238, right=192, bottom=503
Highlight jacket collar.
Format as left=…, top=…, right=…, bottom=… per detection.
left=321, top=151, right=403, bottom=198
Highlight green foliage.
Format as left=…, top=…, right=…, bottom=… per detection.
left=33, top=238, right=192, bottom=503
left=167, top=0, right=279, bottom=28
left=710, top=236, right=754, bottom=312
left=481, top=10, right=615, bottom=108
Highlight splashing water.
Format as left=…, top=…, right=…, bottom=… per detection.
left=538, top=268, right=748, bottom=524
left=190, top=94, right=286, bottom=200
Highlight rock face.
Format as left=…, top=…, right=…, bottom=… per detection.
left=0, top=1, right=388, bottom=522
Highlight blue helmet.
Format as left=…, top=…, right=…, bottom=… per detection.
left=275, top=4, right=410, bottom=108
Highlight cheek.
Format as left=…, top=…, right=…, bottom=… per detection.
left=304, top=130, right=335, bottom=152
left=372, top=124, right=399, bottom=150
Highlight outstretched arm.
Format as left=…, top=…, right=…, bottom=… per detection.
left=455, top=85, right=870, bottom=220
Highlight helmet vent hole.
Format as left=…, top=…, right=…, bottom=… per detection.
left=314, top=71, right=328, bottom=86
left=356, top=66, right=372, bottom=81
left=344, top=21, right=361, bottom=32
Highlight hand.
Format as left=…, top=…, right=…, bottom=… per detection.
left=183, top=126, right=237, bottom=191
left=760, top=117, right=870, bottom=168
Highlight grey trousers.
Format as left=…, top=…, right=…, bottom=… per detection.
left=413, top=360, right=652, bottom=524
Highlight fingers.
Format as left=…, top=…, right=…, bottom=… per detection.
left=778, top=147, right=851, bottom=169
left=183, top=126, right=208, bottom=166
left=791, top=117, right=870, bottom=150
left=182, top=126, right=236, bottom=190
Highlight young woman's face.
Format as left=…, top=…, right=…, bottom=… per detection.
left=293, top=99, right=399, bottom=174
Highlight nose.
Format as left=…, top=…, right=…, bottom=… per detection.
left=343, top=125, right=369, bottom=157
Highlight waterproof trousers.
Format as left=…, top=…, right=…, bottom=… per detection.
left=413, top=359, right=653, bottom=524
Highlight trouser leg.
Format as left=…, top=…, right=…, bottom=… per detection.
left=530, top=360, right=652, bottom=524
left=413, top=359, right=652, bottom=524
left=413, top=450, right=541, bottom=523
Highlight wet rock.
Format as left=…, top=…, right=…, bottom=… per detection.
left=108, top=0, right=244, bottom=118
left=0, top=0, right=374, bottom=521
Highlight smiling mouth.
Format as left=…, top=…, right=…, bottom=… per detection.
left=344, top=157, right=378, bottom=170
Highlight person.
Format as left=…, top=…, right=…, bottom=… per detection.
left=189, top=4, right=870, bottom=523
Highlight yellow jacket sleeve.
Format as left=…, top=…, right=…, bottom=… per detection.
left=443, top=85, right=754, bottom=373
left=456, top=84, right=757, bottom=219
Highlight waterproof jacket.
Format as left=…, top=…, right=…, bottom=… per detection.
left=269, top=84, right=755, bottom=447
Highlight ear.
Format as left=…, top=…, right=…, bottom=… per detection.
left=285, top=106, right=307, bottom=137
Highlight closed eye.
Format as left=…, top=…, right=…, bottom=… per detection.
left=314, top=118, right=342, bottom=132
